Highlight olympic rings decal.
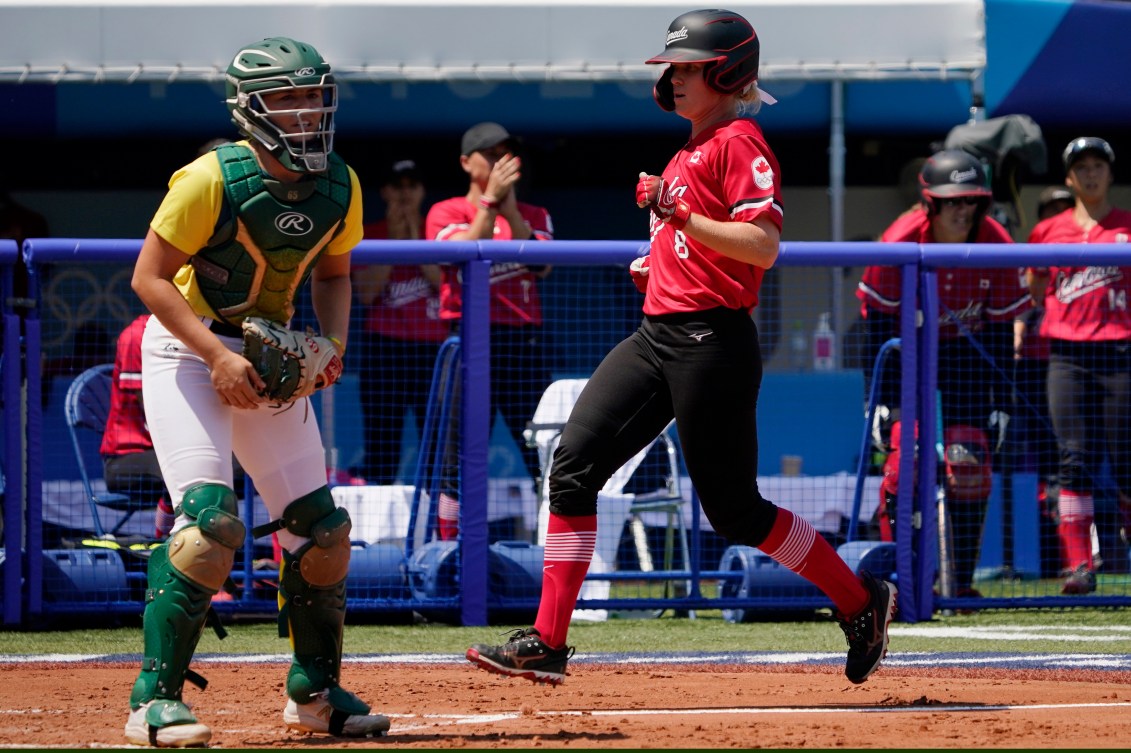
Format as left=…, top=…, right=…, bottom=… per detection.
left=41, top=264, right=141, bottom=355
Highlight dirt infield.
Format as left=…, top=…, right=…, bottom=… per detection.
left=1, top=660, right=1130, bottom=748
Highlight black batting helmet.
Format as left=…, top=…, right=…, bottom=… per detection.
left=1062, top=136, right=1115, bottom=171
left=919, top=149, right=992, bottom=207
left=646, top=9, right=763, bottom=111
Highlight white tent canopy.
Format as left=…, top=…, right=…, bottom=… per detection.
left=1, top=0, right=985, bottom=84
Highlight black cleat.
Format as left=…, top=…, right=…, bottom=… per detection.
left=1061, top=565, right=1097, bottom=595
left=837, top=570, right=897, bottom=684
left=466, top=627, right=574, bottom=686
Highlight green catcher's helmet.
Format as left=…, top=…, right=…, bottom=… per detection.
left=225, top=37, right=337, bottom=173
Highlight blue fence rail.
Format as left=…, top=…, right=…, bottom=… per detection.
left=1, top=238, right=1129, bottom=626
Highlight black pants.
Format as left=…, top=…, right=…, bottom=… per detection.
left=103, top=449, right=168, bottom=502
left=548, top=308, right=778, bottom=546
left=1048, top=339, right=1131, bottom=497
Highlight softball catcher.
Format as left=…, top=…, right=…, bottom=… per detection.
left=124, top=37, right=388, bottom=746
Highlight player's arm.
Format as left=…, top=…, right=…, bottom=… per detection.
left=683, top=213, right=780, bottom=268
left=1025, top=267, right=1049, bottom=307
left=420, top=264, right=443, bottom=289
left=352, top=264, right=392, bottom=306
left=497, top=190, right=533, bottom=242
left=311, top=250, right=351, bottom=355
left=636, top=172, right=779, bottom=268
left=131, top=228, right=264, bottom=408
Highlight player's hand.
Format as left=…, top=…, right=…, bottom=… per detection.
left=484, top=154, right=522, bottom=205
left=629, top=255, right=650, bottom=294
left=635, top=172, right=690, bottom=230
left=211, top=349, right=265, bottom=409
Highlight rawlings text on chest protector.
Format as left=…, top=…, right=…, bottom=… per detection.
left=192, top=144, right=351, bottom=324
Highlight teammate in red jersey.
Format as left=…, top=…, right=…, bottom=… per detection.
left=466, top=8, right=896, bottom=688
left=858, top=149, right=1029, bottom=601
left=101, top=314, right=175, bottom=538
left=1027, top=137, right=1131, bottom=595
left=424, top=121, right=554, bottom=540
left=354, top=159, right=447, bottom=484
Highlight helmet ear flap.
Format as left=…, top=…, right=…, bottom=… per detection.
left=653, top=66, right=675, bottom=112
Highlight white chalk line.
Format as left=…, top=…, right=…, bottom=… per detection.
left=328, top=700, right=1131, bottom=732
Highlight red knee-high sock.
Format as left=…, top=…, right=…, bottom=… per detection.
left=1057, top=490, right=1094, bottom=570
left=438, top=493, right=460, bottom=541
left=760, top=508, right=868, bottom=618
left=533, top=513, right=596, bottom=649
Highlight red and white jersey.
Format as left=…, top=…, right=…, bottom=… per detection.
left=858, top=207, right=1028, bottom=338
left=358, top=219, right=449, bottom=342
left=643, top=118, right=783, bottom=316
left=425, top=197, right=554, bottom=326
left=101, top=314, right=153, bottom=456
left=1028, top=207, right=1131, bottom=341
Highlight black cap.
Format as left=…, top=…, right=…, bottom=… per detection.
left=1063, top=136, right=1115, bottom=170
left=1037, top=186, right=1073, bottom=216
left=461, top=122, right=512, bottom=156
left=384, top=158, right=421, bottom=185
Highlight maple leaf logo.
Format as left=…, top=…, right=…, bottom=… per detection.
left=752, top=157, right=774, bottom=189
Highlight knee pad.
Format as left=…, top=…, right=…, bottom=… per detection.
left=944, top=425, right=992, bottom=502
left=167, top=483, right=244, bottom=591
left=276, top=487, right=353, bottom=587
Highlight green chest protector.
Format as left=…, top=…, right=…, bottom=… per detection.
left=191, top=143, right=352, bottom=325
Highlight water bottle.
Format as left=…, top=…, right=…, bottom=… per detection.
left=813, top=312, right=836, bottom=371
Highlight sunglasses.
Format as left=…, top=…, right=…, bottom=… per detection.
left=941, top=196, right=982, bottom=208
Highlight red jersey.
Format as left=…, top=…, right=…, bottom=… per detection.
left=359, top=220, right=449, bottom=342
left=857, top=207, right=1028, bottom=338
left=1028, top=206, right=1131, bottom=341
left=425, top=197, right=553, bottom=326
left=643, top=118, right=783, bottom=316
left=101, top=314, right=153, bottom=456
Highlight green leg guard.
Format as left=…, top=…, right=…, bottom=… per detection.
left=129, top=483, right=243, bottom=713
left=279, top=545, right=369, bottom=716
left=128, top=543, right=215, bottom=711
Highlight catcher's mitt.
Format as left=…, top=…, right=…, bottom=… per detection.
left=241, top=317, right=343, bottom=403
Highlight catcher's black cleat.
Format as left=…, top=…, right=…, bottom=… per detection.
left=836, top=570, right=897, bottom=684
left=466, top=627, right=574, bottom=686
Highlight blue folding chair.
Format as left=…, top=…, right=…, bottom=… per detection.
left=64, top=363, right=152, bottom=538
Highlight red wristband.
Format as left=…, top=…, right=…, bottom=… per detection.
left=479, top=194, right=500, bottom=211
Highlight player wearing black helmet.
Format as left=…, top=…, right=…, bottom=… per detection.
left=467, top=8, right=896, bottom=690
left=1028, top=136, right=1131, bottom=595
left=859, top=148, right=1027, bottom=603
left=647, top=8, right=775, bottom=110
